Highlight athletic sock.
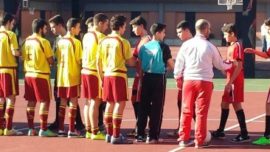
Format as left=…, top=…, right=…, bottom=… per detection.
left=75, top=105, right=83, bottom=127
left=236, top=109, right=248, bottom=136
left=218, top=108, right=229, bottom=131
left=58, top=105, right=66, bottom=131
left=40, top=110, right=48, bottom=130
left=69, top=105, right=77, bottom=132
left=54, top=101, right=60, bottom=123
left=0, top=102, right=4, bottom=129
left=113, top=113, right=122, bottom=138
left=264, top=115, right=270, bottom=138
left=104, top=112, right=113, bottom=136
left=91, top=127, right=99, bottom=135
left=26, top=106, right=35, bottom=129
left=5, top=103, right=14, bottom=130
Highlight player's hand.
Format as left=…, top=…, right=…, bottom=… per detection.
left=176, top=78, right=183, bottom=90
left=244, top=48, right=254, bottom=53
left=224, top=83, right=232, bottom=93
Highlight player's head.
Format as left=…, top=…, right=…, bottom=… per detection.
left=110, top=15, right=127, bottom=35
left=85, top=17, right=93, bottom=31
left=0, top=13, right=16, bottom=30
left=150, top=23, right=166, bottom=41
left=130, top=16, right=147, bottom=36
left=48, top=14, right=65, bottom=35
left=66, top=18, right=81, bottom=36
left=94, top=13, right=109, bottom=33
left=221, top=23, right=238, bottom=43
left=264, top=18, right=270, bottom=34
left=176, top=20, right=192, bottom=41
left=32, top=18, right=48, bottom=36
left=195, top=19, right=211, bottom=38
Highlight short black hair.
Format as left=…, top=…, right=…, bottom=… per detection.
left=221, top=23, right=238, bottom=36
left=110, top=15, right=126, bottom=31
left=176, top=20, right=190, bottom=30
left=93, top=13, right=108, bottom=26
left=32, top=18, right=48, bottom=33
left=264, top=18, right=270, bottom=26
left=66, top=18, right=81, bottom=31
left=130, top=16, right=147, bottom=29
left=150, top=23, right=166, bottom=35
left=48, top=14, right=65, bottom=26
left=85, top=17, right=93, bottom=26
left=0, top=13, right=15, bottom=26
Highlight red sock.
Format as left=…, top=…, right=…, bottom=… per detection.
left=26, top=106, right=35, bottom=129
left=113, top=114, right=122, bottom=138
left=0, top=103, right=4, bottom=129
left=58, top=105, right=66, bottom=131
left=104, top=112, right=113, bottom=136
left=40, top=111, right=48, bottom=130
left=91, top=127, right=99, bottom=135
left=5, top=104, right=14, bottom=130
left=69, top=106, right=77, bottom=132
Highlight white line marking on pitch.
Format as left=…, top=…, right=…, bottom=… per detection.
left=168, top=113, right=266, bottom=152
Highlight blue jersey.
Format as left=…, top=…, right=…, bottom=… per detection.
left=139, top=40, right=172, bottom=74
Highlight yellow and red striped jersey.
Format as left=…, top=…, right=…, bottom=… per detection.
left=56, top=33, right=82, bottom=87
left=97, top=31, right=132, bottom=78
left=0, top=27, right=19, bottom=68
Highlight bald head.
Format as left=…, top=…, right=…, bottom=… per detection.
left=195, top=19, right=211, bottom=37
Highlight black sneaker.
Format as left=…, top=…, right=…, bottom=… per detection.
left=211, top=129, right=225, bottom=139
left=48, top=122, right=59, bottom=131
left=136, top=135, right=146, bottom=142
left=231, top=134, right=250, bottom=143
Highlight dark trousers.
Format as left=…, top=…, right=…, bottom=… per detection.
left=137, top=73, right=166, bottom=140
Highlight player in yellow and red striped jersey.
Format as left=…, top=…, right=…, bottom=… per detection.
left=97, top=15, right=135, bottom=144
left=22, top=18, right=56, bottom=137
left=0, top=13, right=21, bottom=136
left=48, top=14, right=85, bottom=133
left=81, top=13, right=109, bottom=140
left=56, top=18, right=82, bottom=138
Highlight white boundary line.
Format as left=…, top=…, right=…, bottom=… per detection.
left=168, top=113, right=266, bottom=152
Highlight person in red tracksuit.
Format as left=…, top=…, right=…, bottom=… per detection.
left=174, top=19, right=232, bottom=148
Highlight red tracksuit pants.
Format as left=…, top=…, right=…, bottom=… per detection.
left=178, top=80, right=213, bottom=145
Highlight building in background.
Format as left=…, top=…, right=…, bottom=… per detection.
left=0, top=0, right=269, bottom=45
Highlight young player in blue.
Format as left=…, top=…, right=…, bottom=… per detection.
left=136, top=23, right=174, bottom=144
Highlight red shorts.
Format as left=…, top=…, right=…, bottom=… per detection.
left=103, top=76, right=128, bottom=102
left=0, top=71, right=19, bottom=97
left=24, top=77, right=51, bottom=102
left=57, top=85, right=80, bottom=98
left=222, top=81, right=244, bottom=103
left=81, top=74, right=100, bottom=99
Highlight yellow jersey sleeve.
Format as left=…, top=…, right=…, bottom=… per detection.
left=43, top=39, right=54, bottom=58
left=10, top=32, right=19, bottom=50
left=0, top=30, right=18, bottom=67
left=122, top=39, right=132, bottom=60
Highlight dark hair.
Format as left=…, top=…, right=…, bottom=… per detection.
left=85, top=17, right=93, bottom=26
left=264, top=18, right=270, bottom=26
left=110, top=15, right=126, bottom=31
left=0, top=13, right=15, bottom=26
left=93, top=13, right=108, bottom=26
left=48, top=14, right=65, bottom=26
left=176, top=20, right=190, bottom=30
left=66, top=18, right=81, bottom=31
left=221, top=23, right=238, bottom=36
left=150, top=23, right=166, bottom=35
left=130, top=16, right=147, bottom=29
left=32, top=18, right=48, bottom=33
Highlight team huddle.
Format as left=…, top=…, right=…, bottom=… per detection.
left=0, top=12, right=270, bottom=148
